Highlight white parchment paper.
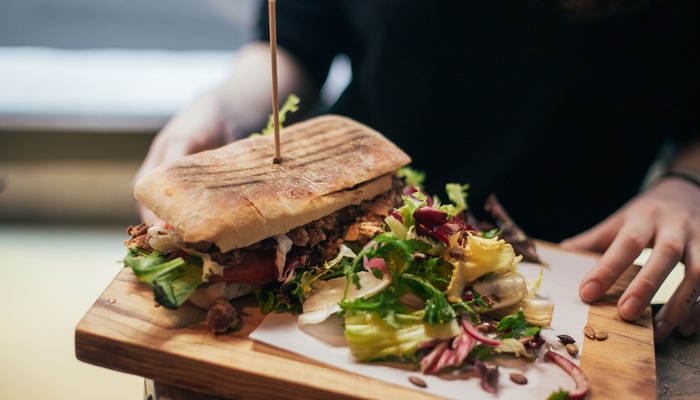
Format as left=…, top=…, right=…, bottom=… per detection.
left=250, top=245, right=597, bottom=399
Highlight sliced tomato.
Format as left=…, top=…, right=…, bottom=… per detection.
left=208, top=250, right=277, bottom=284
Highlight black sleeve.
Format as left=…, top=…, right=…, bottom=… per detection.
left=667, top=0, right=700, bottom=143
left=255, top=0, right=350, bottom=90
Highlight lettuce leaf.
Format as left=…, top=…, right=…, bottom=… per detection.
left=251, top=94, right=300, bottom=136
left=444, top=234, right=523, bottom=303
left=440, top=183, right=469, bottom=217
left=124, top=249, right=204, bottom=309
left=397, top=166, right=426, bottom=188
left=344, top=310, right=459, bottom=361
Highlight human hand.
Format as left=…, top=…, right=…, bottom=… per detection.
left=134, top=91, right=234, bottom=224
left=560, top=177, right=700, bottom=342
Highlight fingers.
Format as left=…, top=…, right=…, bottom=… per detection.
left=617, top=223, right=686, bottom=322
left=654, top=275, right=699, bottom=341
left=678, top=302, right=700, bottom=338
left=138, top=204, right=159, bottom=226
left=656, top=239, right=700, bottom=341
left=578, top=215, right=653, bottom=304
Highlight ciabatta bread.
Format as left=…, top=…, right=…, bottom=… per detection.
left=135, top=115, right=411, bottom=252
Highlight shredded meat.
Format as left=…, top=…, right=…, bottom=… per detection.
left=286, top=226, right=310, bottom=246
left=205, top=299, right=239, bottom=334
left=124, top=223, right=153, bottom=251
left=209, top=248, right=244, bottom=267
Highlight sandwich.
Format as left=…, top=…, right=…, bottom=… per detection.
left=124, top=115, right=411, bottom=332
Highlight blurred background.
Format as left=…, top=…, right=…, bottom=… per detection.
left=0, top=1, right=256, bottom=399
left=0, top=0, right=256, bottom=225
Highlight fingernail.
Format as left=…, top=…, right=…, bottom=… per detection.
left=620, top=296, right=642, bottom=321
left=655, top=320, right=670, bottom=342
left=580, top=281, right=601, bottom=303
left=679, top=319, right=697, bottom=337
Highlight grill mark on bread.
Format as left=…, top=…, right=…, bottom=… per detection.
left=314, top=175, right=386, bottom=198
left=201, top=143, right=365, bottom=190
left=171, top=129, right=368, bottom=182
left=205, top=180, right=265, bottom=190
left=134, top=115, right=412, bottom=250
left=241, top=195, right=265, bottom=222
left=177, top=132, right=370, bottom=188
left=167, top=119, right=351, bottom=174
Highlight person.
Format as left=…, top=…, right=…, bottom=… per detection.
left=135, top=0, right=700, bottom=342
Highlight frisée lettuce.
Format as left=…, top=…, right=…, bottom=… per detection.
left=293, top=173, right=557, bottom=393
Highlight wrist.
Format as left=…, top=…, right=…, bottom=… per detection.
left=655, top=168, right=700, bottom=189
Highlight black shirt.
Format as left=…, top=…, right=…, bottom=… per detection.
left=257, top=0, right=699, bottom=242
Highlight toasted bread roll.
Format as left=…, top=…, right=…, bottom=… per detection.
left=135, top=115, right=411, bottom=252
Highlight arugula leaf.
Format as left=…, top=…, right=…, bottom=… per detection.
left=255, top=286, right=301, bottom=315
left=410, top=256, right=451, bottom=291
left=342, top=257, right=363, bottom=298
left=452, top=301, right=479, bottom=323
left=496, top=310, right=542, bottom=339
left=369, top=234, right=431, bottom=275
left=402, top=274, right=456, bottom=325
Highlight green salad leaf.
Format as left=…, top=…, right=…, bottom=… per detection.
left=496, top=310, right=543, bottom=339
left=397, top=166, right=426, bottom=188
left=344, top=310, right=459, bottom=361
left=124, top=249, right=204, bottom=309
left=251, top=94, right=300, bottom=136
left=547, top=389, right=570, bottom=400
left=440, top=183, right=469, bottom=217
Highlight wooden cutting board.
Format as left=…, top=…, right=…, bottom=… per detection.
left=75, top=244, right=656, bottom=399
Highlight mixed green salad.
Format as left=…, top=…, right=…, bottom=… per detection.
left=251, top=172, right=591, bottom=397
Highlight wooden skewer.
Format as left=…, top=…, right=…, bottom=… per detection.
left=269, top=0, right=282, bottom=164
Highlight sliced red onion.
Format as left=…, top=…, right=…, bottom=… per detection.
left=462, top=319, right=502, bottom=347
left=544, top=350, right=590, bottom=400
left=362, top=240, right=388, bottom=275
left=452, top=332, right=476, bottom=365
left=434, top=348, right=458, bottom=373
left=420, top=340, right=449, bottom=374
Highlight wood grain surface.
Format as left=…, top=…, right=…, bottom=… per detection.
left=75, top=244, right=656, bottom=400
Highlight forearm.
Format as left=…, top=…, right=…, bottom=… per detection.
left=668, top=137, right=700, bottom=176
left=212, top=41, right=319, bottom=142
left=648, top=137, right=700, bottom=190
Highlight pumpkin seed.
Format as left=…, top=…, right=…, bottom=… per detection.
left=584, top=325, right=596, bottom=340
left=566, top=343, right=579, bottom=356
left=557, top=334, right=576, bottom=345
left=509, top=373, right=528, bottom=385
left=408, top=375, right=427, bottom=388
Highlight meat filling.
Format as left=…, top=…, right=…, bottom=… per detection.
left=126, top=178, right=403, bottom=271
left=124, top=178, right=403, bottom=334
